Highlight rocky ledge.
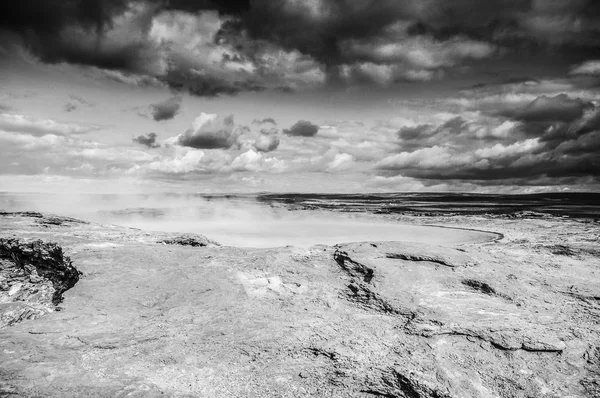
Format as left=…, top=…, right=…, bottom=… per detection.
left=0, top=238, right=80, bottom=328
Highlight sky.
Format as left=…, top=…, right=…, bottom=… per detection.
left=0, top=0, right=599, bottom=194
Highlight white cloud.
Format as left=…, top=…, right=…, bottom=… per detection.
left=474, top=138, right=542, bottom=159
left=253, top=133, right=280, bottom=152
left=230, top=149, right=286, bottom=172
left=340, top=62, right=441, bottom=85
left=569, top=60, right=600, bottom=76
left=0, top=130, right=64, bottom=150
left=377, top=146, right=475, bottom=170
left=326, top=152, right=356, bottom=171
left=340, top=63, right=396, bottom=85
left=486, top=120, right=521, bottom=139
left=236, top=118, right=281, bottom=153
left=339, top=27, right=495, bottom=86
left=345, top=35, right=494, bottom=68
left=0, top=113, right=101, bottom=136
left=76, top=147, right=154, bottom=162
left=364, top=175, right=428, bottom=191
left=144, top=149, right=206, bottom=174
left=66, top=163, right=95, bottom=173
left=146, top=9, right=326, bottom=93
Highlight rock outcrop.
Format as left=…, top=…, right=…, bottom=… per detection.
left=157, top=233, right=219, bottom=247
left=0, top=238, right=80, bottom=328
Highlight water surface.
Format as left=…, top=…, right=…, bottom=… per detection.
left=1, top=192, right=507, bottom=248
left=110, top=210, right=497, bottom=248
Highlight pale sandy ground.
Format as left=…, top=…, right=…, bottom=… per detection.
left=0, top=211, right=599, bottom=397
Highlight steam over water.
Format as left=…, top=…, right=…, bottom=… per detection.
left=114, top=210, right=495, bottom=247
left=0, top=193, right=501, bottom=248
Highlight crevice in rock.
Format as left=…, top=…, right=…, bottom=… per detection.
left=518, top=344, right=564, bottom=353
left=343, top=283, right=417, bottom=320
left=333, top=249, right=417, bottom=319
left=462, top=279, right=496, bottom=295
left=361, top=389, right=396, bottom=397
left=385, top=253, right=455, bottom=268
left=545, top=244, right=576, bottom=256
left=581, top=345, right=600, bottom=397
left=561, top=291, right=600, bottom=307
left=461, top=279, right=513, bottom=301
left=364, top=368, right=452, bottom=398
left=334, top=249, right=375, bottom=283
left=346, top=283, right=398, bottom=315
left=304, top=347, right=338, bottom=361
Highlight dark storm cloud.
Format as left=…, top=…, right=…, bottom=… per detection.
left=133, top=132, right=160, bottom=148
left=177, top=114, right=238, bottom=149
left=405, top=0, right=600, bottom=56
left=240, top=1, right=412, bottom=65
left=240, top=0, right=600, bottom=68
left=0, top=1, right=154, bottom=72
left=377, top=144, right=600, bottom=182
left=150, top=97, right=182, bottom=121
left=537, top=106, right=600, bottom=148
left=178, top=132, right=234, bottom=149
left=165, top=71, right=266, bottom=98
left=158, top=0, right=249, bottom=14
left=1, top=0, right=600, bottom=95
left=283, top=120, right=319, bottom=137
left=496, top=94, right=592, bottom=123
left=0, top=0, right=253, bottom=96
left=0, top=1, right=129, bottom=36
left=0, top=1, right=247, bottom=36
left=397, top=117, right=470, bottom=151
left=381, top=155, right=600, bottom=182
left=377, top=95, right=600, bottom=182
left=488, top=94, right=598, bottom=150
left=468, top=77, right=541, bottom=90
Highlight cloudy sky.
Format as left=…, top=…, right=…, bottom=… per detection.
left=0, top=0, right=599, bottom=194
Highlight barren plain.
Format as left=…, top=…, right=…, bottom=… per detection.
left=0, top=205, right=599, bottom=397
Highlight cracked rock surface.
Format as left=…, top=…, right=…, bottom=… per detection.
left=0, top=211, right=598, bottom=397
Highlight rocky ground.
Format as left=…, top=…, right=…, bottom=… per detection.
left=0, top=211, right=598, bottom=397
